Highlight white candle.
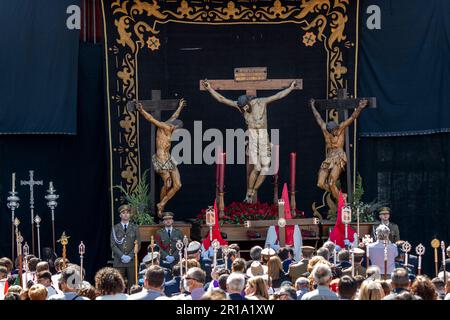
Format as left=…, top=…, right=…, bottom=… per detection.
left=12, top=173, right=15, bottom=192
left=442, top=242, right=446, bottom=267
left=418, top=255, right=422, bottom=272
left=50, top=181, right=54, bottom=191
left=405, top=253, right=408, bottom=268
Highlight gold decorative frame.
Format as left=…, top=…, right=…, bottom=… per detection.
left=101, top=0, right=359, bottom=224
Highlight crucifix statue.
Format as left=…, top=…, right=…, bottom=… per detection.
left=127, top=91, right=186, bottom=218
left=201, top=67, right=302, bottom=203
left=309, top=89, right=376, bottom=202
left=20, top=170, right=43, bottom=255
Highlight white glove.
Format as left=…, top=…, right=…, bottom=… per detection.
left=343, top=239, right=350, bottom=247
left=271, top=244, right=280, bottom=251
left=121, top=255, right=131, bottom=264
left=166, top=255, right=175, bottom=263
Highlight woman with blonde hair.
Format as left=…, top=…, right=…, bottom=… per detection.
left=267, top=256, right=288, bottom=289
left=358, top=280, right=385, bottom=300
left=245, top=276, right=269, bottom=300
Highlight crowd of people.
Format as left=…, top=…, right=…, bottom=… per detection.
left=1, top=223, right=450, bottom=301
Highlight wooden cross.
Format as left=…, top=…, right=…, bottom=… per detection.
left=244, top=199, right=317, bottom=247
left=126, top=90, right=180, bottom=213
left=313, top=88, right=376, bottom=203
left=199, top=67, right=303, bottom=202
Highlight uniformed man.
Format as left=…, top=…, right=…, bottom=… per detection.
left=187, top=241, right=212, bottom=282
left=154, top=212, right=184, bottom=265
left=342, top=248, right=366, bottom=276
left=110, top=204, right=141, bottom=290
left=288, top=246, right=314, bottom=283
left=138, top=252, right=172, bottom=286
left=373, top=207, right=400, bottom=243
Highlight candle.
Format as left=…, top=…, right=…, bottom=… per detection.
left=273, top=145, right=279, bottom=176
left=290, top=152, right=296, bottom=192
left=218, top=153, right=226, bottom=192
left=50, top=181, right=54, bottom=191
left=333, top=241, right=337, bottom=265
left=215, top=147, right=222, bottom=188
left=12, top=173, right=16, bottom=192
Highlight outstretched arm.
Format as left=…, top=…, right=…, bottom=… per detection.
left=309, top=99, right=327, bottom=132
left=168, top=98, right=187, bottom=122
left=202, top=80, right=239, bottom=109
left=136, top=103, right=171, bottom=130
left=337, top=99, right=368, bottom=134
left=263, top=80, right=297, bottom=104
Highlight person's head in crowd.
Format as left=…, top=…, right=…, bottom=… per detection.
left=301, top=246, right=315, bottom=260
left=249, top=246, right=263, bottom=262
left=245, top=276, right=269, bottom=300
left=231, top=258, right=246, bottom=273
left=28, top=257, right=41, bottom=272
left=187, top=241, right=202, bottom=261
left=144, top=265, right=165, bottom=291
left=172, top=264, right=182, bottom=278
left=278, top=285, right=297, bottom=300
left=186, top=259, right=201, bottom=270
left=218, top=274, right=229, bottom=292
left=354, top=275, right=365, bottom=290
left=54, top=257, right=69, bottom=273
left=267, top=256, right=283, bottom=280
left=4, top=292, right=20, bottom=300
left=395, top=291, right=420, bottom=300
left=260, top=248, right=276, bottom=264
left=200, top=289, right=229, bottom=300
left=58, top=266, right=81, bottom=292
left=316, top=247, right=330, bottom=261
left=366, top=265, right=381, bottom=280
left=311, top=263, right=333, bottom=287
left=77, top=284, right=97, bottom=300
left=37, top=271, right=53, bottom=287
left=0, top=257, right=13, bottom=273
left=142, top=252, right=160, bottom=268
left=185, top=267, right=206, bottom=293
left=337, top=276, right=357, bottom=300
left=358, top=280, right=385, bottom=300
left=331, top=266, right=343, bottom=279
left=323, top=241, right=336, bottom=256
left=94, top=267, right=125, bottom=296
left=338, top=250, right=350, bottom=263
left=226, top=249, right=238, bottom=262
left=431, top=277, right=445, bottom=298
left=19, top=289, right=30, bottom=300
left=226, top=272, right=245, bottom=295
left=391, top=267, right=410, bottom=290
left=36, top=261, right=50, bottom=273
left=307, top=256, right=329, bottom=273
left=129, top=285, right=143, bottom=295
left=0, top=266, right=7, bottom=280
left=28, top=284, right=48, bottom=300
left=229, top=244, right=240, bottom=258
left=375, top=224, right=390, bottom=241
left=8, top=285, right=22, bottom=295
left=411, top=275, right=438, bottom=300
left=295, top=277, right=310, bottom=292
left=445, top=280, right=450, bottom=295
left=277, top=247, right=293, bottom=262
left=377, top=280, right=392, bottom=296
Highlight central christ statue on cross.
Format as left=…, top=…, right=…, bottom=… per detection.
left=201, top=69, right=300, bottom=203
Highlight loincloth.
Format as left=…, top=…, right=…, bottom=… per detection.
left=152, top=154, right=177, bottom=172
left=320, top=149, right=347, bottom=170
left=246, top=129, right=271, bottom=170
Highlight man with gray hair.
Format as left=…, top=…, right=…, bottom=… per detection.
left=295, top=277, right=310, bottom=300
left=226, top=273, right=246, bottom=300
left=246, top=246, right=263, bottom=269
left=367, top=224, right=398, bottom=277
left=301, top=264, right=338, bottom=300
left=322, top=241, right=336, bottom=263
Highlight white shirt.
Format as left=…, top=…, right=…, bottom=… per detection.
left=0, top=279, right=7, bottom=300
left=165, top=227, right=173, bottom=234
left=96, top=293, right=128, bottom=300
left=121, top=223, right=129, bottom=230
left=368, top=240, right=398, bottom=275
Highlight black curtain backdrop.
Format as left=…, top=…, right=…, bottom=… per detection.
left=0, top=0, right=80, bottom=134
left=0, top=44, right=109, bottom=281
left=358, top=0, right=450, bottom=136
left=359, top=134, right=450, bottom=274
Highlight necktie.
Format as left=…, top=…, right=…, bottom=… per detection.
left=167, top=229, right=171, bottom=238
left=124, top=224, right=127, bottom=233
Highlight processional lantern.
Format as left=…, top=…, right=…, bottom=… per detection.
left=206, top=206, right=215, bottom=241
left=341, top=205, right=352, bottom=241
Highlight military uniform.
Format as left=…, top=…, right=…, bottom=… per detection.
left=110, top=220, right=141, bottom=289
left=373, top=207, right=400, bottom=243
left=287, top=246, right=315, bottom=282
left=154, top=226, right=184, bottom=261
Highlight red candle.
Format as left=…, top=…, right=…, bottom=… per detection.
left=218, top=153, right=226, bottom=192
left=290, top=152, right=296, bottom=192
left=215, top=147, right=223, bottom=188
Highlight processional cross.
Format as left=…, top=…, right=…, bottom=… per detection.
left=200, top=67, right=302, bottom=203
left=244, top=199, right=318, bottom=247
left=126, top=90, right=181, bottom=214
left=312, top=89, right=376, bottom=202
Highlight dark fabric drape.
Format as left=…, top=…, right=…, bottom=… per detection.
left=359, top=134, right=450, bottom=274
left=0, top=43, right=109, bottom=281
left=0, top=0, right=80, bottom=134
left=358, top=0, right=450, bottom=137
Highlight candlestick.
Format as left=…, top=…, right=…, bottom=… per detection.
left=333, top=241, right=337, bottom=265
left=431, top=239, right=440, bottom=277
left=183, top=235, right=189, bottom=272
left=415, top=243, right=425, bottom=275
left=289, top=152, right=296, bottom=192
left=441, top=241, right=447, bottom=284
left=12, top=172, right=16, bottom=192
left=176, top=240, right=184, bottom=277
left=402, top=241, right=411, bottom=269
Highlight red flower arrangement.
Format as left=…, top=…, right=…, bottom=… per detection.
left=196, top=201, right=304, bottom=225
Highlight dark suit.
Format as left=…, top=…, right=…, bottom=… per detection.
left=373, top=222, right=400, bottom=243
left=288, top=259, right=309, bottom=283
left=154, top=227, right=184, bottom=261
left=164, top=276, right=181, bottom=297
left=110, top=222, right=141, bottom=288
left=228, top=293, right=246, bottom=300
